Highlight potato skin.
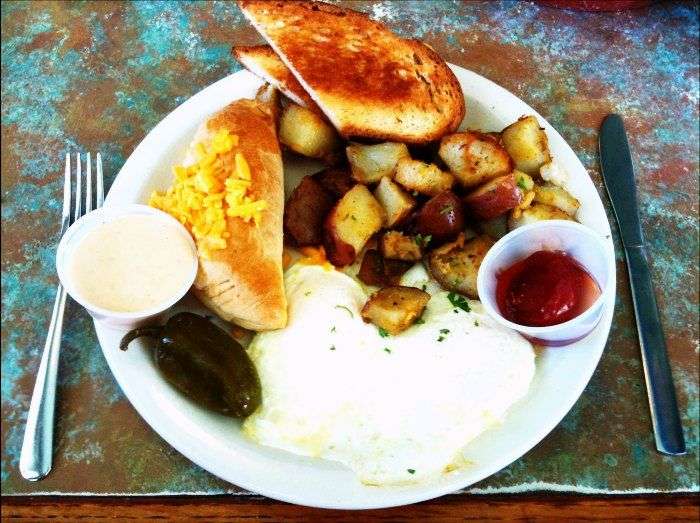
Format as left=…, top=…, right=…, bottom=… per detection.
left=464, top=173, right=523, bottom=221
left=361, top=286, right=431, bottom=335
left=438, top=131, right=513, bottom=188
left=426, top=234, right=494, bottom=298
left=413, top=190, right=465, bottom=243
left=358, top=249, right=413, bottom=287
left=284, top=176, right=335, bottom=246
left=313, top=167, right=354, bottom=198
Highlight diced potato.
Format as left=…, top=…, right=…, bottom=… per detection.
left=346, top=142, right=410, bottom=184
left=284, top=176, right=335, bottom=246
left=361, top=286, right=431, bottom=335
left=379, top=231, right=422, bottom=261
left=501, top=116, right=551, bottom=175
left=464, top=173, right=523, bottom=220
left=394, top=158, right=454, bottom=196
left=357, top=249, right=412, bottom=287
left=507, top=203, right=573, bottom=230
left=373, top=176, right=415, bottom=228
left=479, top=215, right=508, bottom=240
left=426, top=234, right=494, bottom=298
left=438, top=131, right=513, bottom=188
left=533, top=183, right=580, bottom=216
left=323, top=184, right=385, bottom=266
left=279, top=103, right=340, bottom=160
left=413, top=190, right=465, bottom=242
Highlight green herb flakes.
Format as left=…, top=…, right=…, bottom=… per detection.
left=330, top=346, right=336, bottom=351
left=407, top=468, right=416, bottom=474
left=384, top=348, right=391, bottom=354
left=414, top=234, right=432, bottom=248
left=474, top=319, right=480, bottom=327
left=439, top=204, right=453, bottom=215
left=378, top=326, right=390, bottom=338
left=447, top=292, right=471, bottom=312
left=335, top=305, right=354, bottom=318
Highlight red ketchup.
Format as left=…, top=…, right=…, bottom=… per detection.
left=496, top=250, right=601, bottom=327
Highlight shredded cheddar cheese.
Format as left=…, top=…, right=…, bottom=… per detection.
left=149, top=129, right=267, bottom=259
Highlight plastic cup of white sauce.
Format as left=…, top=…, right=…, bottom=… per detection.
left=56, top=204, right=198, bottom=329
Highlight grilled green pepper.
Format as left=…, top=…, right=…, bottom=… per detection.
left=120, top=312, right=261, bottom=418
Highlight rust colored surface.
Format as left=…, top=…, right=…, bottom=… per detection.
left=1, top=0, right=698, bottom=498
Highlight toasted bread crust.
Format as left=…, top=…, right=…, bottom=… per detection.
left=232, top=44, right=322, bottom=113
left=238, top=0, right=465, bottom=144
left=191, top=98, right=287, bottom=330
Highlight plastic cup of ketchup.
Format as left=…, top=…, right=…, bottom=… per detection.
left=477, top=220, right=615, bottom=347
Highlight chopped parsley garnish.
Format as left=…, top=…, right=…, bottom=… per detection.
left=437, top=328, right=450, bottom=342
left=384, top=348, right=391, bottom=354
left=335, top=305, right=354, bottom=318
left=421, top=284, right=427, bottom=291
left=439, top=204, right=453, bottom=215
left=414, top=234, right=432, bottom=248
left=330, top=345, right=336, bottom=351
left=330, top=326, right=336, bottom=333
left=440, top=328, right=450, bottom=334
left=415, top=317, right=425, bottom=325
left=304, top=290, right=311, bottom=296
left=378, top=326, right=390, bottom=337
left=350, top=214, right=357, bottom=221
left=474, top=319, right=480, bottom=327
left=447, top=292, right=471, bottom=312
left=407, top=468, right=416, bottom=474
left=517, top=177, right=528, bottom=190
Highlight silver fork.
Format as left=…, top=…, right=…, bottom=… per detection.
left=19, top=152, right=105, bottom=481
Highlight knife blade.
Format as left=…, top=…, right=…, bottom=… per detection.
left=599, top=114, right=686, bottom=455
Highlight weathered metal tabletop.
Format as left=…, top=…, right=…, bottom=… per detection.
left=1, top=0, right=698, bottom=497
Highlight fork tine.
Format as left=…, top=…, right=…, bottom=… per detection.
left=62, top=154, right=71, bottom=225
left=73, top=153, right=82, bottom=222
left=85, top=152, right=93, bottom=213
left=96, top=152, right=104, bottom=208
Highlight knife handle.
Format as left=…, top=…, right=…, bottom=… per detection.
left=625, top=245, right=686, bottom=455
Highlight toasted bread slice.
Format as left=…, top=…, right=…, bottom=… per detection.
left=238, top=0, right=465, bottom=144
left=232, top=44, right=321, bottom=112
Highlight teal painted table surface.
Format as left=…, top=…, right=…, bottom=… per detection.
left=2, top=0, right=698, bottom=497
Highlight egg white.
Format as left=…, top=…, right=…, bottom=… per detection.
left=243, top=264, right=535, bottom=486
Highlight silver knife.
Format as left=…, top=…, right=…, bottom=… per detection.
left=599, top=114, right=686, bottom=455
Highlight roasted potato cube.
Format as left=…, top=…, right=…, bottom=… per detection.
left=426, top=234, right=494, bottom=298
left=380, top=231, right=423, bottom=261
left=507, top=203, right=573, bottom=230
left=464, top=173, right=523, bottom=221
left=361, top=286, right=431, bottom=335
left=501, top=116, right=551, bottom=175
left=279, top=103, right=340, bottom=160
left=284, top=176, right=335, bottom=246
left=533, top=183, right=580, bottom=216
left=313, top=167, right=354, bottom=198
left=347, top=142, right=410, bottom=184
left=358, top=249, right=413, bottom=287
left=479, top=215, right=508, bottom=240
left=438, top=131, right=513, bottom=188
left=394, top=158, right=454, bottom=196
left=323, top=184, right=385, bottom=266
left=373, top=176, right=415, bottom=228
left=413, top=190, right=465, bottom=243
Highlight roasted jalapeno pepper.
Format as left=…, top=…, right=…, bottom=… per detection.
left=120, top=312, right=261, bottom=418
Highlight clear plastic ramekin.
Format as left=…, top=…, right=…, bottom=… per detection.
left=476, top=220, right=615, bottom=347
left=56, top=204, right=198, bottom=330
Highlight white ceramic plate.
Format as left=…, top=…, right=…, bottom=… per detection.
left=97, top=66, right=615, bottom=509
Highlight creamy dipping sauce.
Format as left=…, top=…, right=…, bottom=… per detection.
left=69, top=214, right=195, bottom=313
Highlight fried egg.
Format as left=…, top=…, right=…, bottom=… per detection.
left=243, top=264, right=535, bottom=485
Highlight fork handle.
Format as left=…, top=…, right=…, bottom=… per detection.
left=19, top=283, right=67, bottom=480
